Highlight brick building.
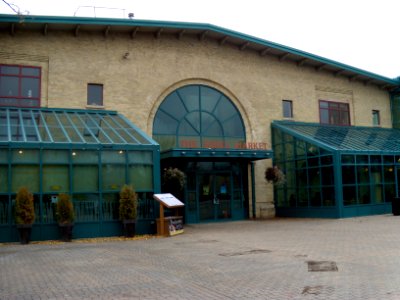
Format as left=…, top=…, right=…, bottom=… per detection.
left=0, top=14, right=399, bottom=242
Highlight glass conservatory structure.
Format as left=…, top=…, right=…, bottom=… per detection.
left=272, top=121, right=400, bottom=218
left=0, top=107, right=160, bottom=242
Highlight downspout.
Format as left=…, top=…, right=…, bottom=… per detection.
left=251, top=162, right=256, bottom=218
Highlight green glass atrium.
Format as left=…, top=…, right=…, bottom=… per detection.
left=272, top=121, right=400, bottom=218
left=0, top=107, right=160, bottom=242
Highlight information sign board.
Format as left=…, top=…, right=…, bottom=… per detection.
left=153, top=193, right=185, bottom=208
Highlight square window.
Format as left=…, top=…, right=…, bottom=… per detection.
left=282, top=100, right=293, bottom=118
left=372, top=110, right=380, bottom=126
left=0, top=64, right=41, bottom=107
left=87, top=84, right=103, bottom=106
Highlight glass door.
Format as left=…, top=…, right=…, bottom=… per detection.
left=198, top=173, right=232, bottom=221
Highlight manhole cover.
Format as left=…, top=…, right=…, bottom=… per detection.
left=219, top=249, right=271, bottom=257
left=302, top=285, right=324, bottom=295
left=307, top=261, right=338, bottom=272
left=198, top=239, right=219, bottom=243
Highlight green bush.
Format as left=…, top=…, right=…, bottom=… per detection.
left=56, top=194, right=74, bottom=225
left=119, top=184, right=138, bottom=221
left=15, top=187, right=35, bottom=225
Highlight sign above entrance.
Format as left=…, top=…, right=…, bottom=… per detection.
left=179, top=139, right=269, bottom=150
left=153, top=193, right=185, bottom=208
left=160, top=148, right=273, bottom=160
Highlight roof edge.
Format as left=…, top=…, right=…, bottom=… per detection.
left=1, top=13, right=399, bottom=86
left=0, top=105, right=118, bottom=114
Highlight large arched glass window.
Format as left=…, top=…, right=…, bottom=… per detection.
left=153, top=85, right=245, bottom=151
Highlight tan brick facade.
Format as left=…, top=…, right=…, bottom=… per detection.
left=0, top=27, right=392, bottom=218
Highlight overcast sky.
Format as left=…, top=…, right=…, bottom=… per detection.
left=1, top=0, right=399, bottom=79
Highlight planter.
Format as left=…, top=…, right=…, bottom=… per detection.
left=17, top=224, right=32, bottom=245
left=59, top=223, right=74, bottom=242
left=122, top=219, right=136, bottom=237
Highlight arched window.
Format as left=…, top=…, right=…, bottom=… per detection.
left=153, top=85, right=245, bottom=150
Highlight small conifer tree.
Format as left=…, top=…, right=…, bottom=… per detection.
left=15, top=187, right=35, bottom=225
left=56, top=194, right=75, bottom=225
left=119, top=185, right=138, bottom=221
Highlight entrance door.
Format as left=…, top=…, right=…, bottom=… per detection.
left=198, top=173, right=232, bottom=221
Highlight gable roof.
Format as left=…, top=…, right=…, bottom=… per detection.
left=0, top=14, right=399, bottom=91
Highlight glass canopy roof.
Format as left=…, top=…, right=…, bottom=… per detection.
left=0, top=107, right=157, bottom=147
left=272, top=121, right=400, bottom=153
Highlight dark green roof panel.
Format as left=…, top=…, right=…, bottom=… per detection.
left=272, top=121, right=400, bottom=153
left=0, top=107, right=157, bottom=146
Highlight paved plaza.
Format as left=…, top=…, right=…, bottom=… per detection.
left=1, top=215, right=400, bottom=299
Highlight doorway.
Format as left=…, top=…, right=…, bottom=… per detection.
left=184, top=162, right=247, bottom=223
left=198, top=173, right=232, bottom=221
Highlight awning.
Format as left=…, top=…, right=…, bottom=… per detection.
left=161, top=148, right=272, bottom=161
left=0, top=107, right=158, bottom=149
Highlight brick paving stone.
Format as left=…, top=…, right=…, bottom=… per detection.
left=1, top=215, right=400, bottom=299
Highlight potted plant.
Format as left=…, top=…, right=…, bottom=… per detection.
left=119, top=184, right=138, bottom=237
left=162, top=167, right=185, bottom=194
left=14, top=187, right=35, bottom=244
left=265, top=166, right=286, bottom=186
left=56, top=193, right=75, bottom=242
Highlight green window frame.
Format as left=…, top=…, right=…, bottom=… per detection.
left=153, top=85, right=245, bottom=150
left=272, top=128, right=335, bottom=208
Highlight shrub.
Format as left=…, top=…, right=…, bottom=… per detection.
left=15, top=187, right=35, bottom=225
left=56, top=194, right=74, bottom=225
left=119, top=185, right=138, bottom=221
left=265, top=166, right=286, bottom=186
left=162, top=167, right=185, bottom=193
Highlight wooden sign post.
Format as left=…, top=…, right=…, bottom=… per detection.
left=153, top=193, right=185, bottom=236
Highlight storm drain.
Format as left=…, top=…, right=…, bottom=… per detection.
left=307, top=260, right=338, bottom=272
left=219, top=249, right=271, bottom=257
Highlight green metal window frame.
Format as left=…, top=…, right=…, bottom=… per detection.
left=272, top=126, right=336, bottom=211
left=340, top=154, right=395, bottom=207
left=153, top=84, right=246, bottom=151
left=0, top=107, right=161, bottom=242
left=0, top=107, right=156, bottom=145
left=391, top=91, right=400, bottom=129
left=271, top=121, right=397, bottom=218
